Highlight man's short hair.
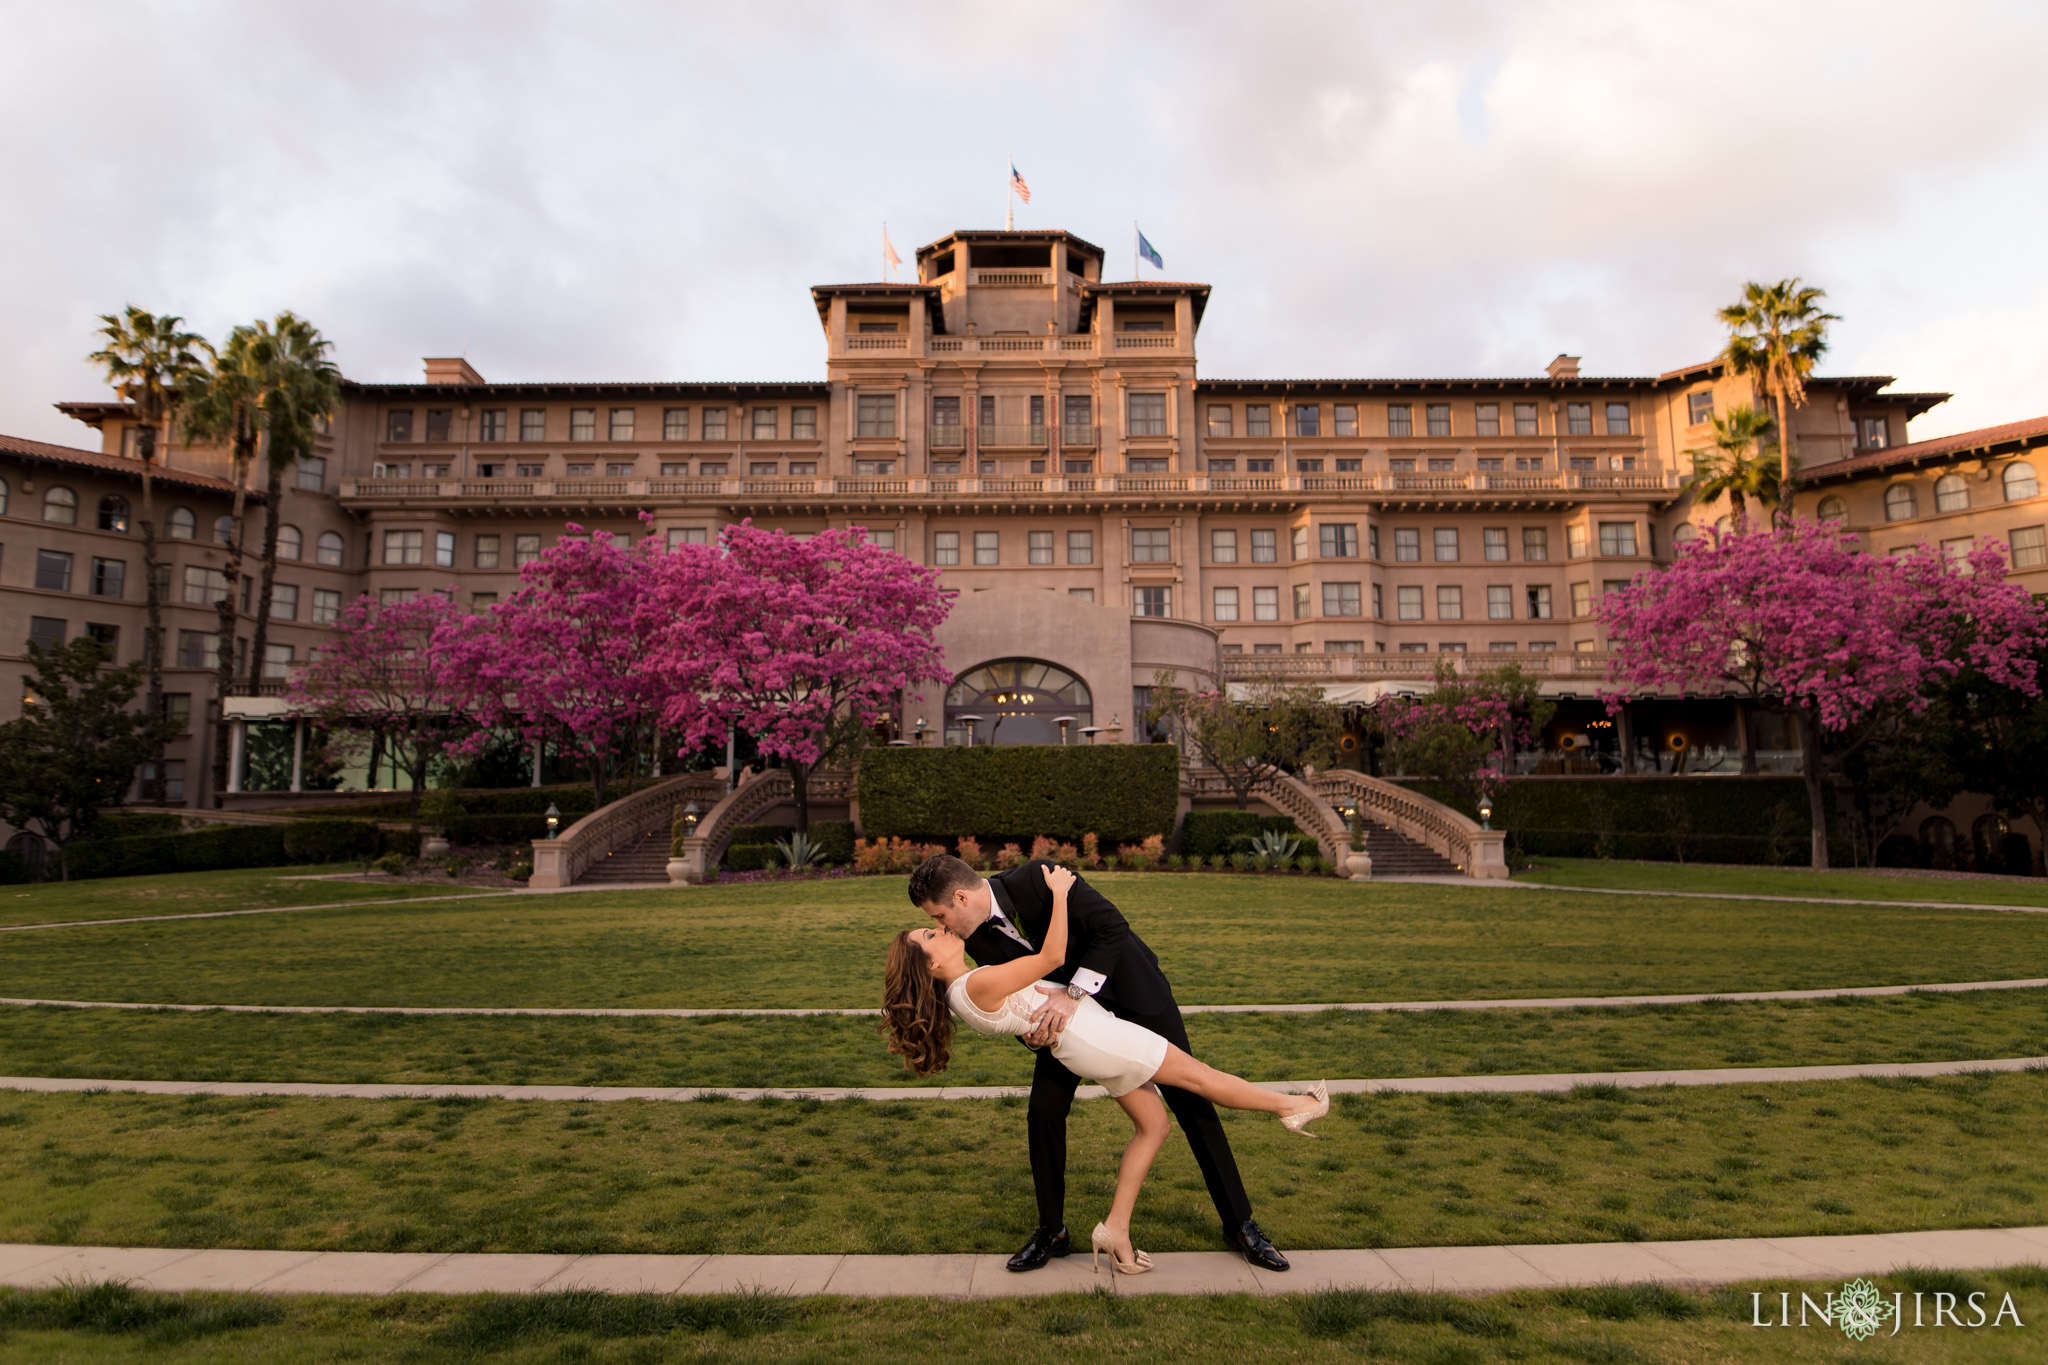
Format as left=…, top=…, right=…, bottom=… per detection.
left=908, top=853, right=979, bottom=908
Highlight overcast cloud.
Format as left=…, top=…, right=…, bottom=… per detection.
left=3, top=0, right=2044, bottom=446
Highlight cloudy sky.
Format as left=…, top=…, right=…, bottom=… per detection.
left=4, top=0, right=2044, bottom=447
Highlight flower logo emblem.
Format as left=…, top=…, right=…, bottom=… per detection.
left=1835, top=1278, right=1896, bottom=1341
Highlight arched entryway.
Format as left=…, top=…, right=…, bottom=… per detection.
left=945, top=659, right=1092, bottom=746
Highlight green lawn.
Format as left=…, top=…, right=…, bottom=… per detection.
left=6, top=1270, right=2048, bottom=1364
left=6, top=1270, right=2045, bottom=1364
left=4, top=1072, right=2045, bottom=1257
left=1520, top=857, right=2048, bottom=908
left=6, top=875, right=2048, bottom=1010
left=0, top=866, right=477, bottom=930
left=5, top=989, right=2046, bottom=1089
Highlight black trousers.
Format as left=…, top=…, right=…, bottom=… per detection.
left=1026, top=1003, right=1253, bottom=1236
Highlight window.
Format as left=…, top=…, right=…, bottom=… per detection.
left=1334, top=404, right=1358, bottom=437
left=1567, top=524, right=1589, bottom=558
left=312, top=588, right=341, bottom=624
left=315, top=530, right=345, bottom=567
left=1598, top=521, right=1638, bottom=556
left=1205, top=404, right=1232, bottom=437
left=1295, top=404, right=1320, bottom=437
left=1390, top=457, right=1415, bottom=473
left=382, top=530, right=423, bottom=565
left=386, top=409, right=413, bottom=441
left=35, top=549, right=73, bottom=591
left=21, top=617, right=68, bottom=657
left=606, top=461, right=636, bottom=477
left=1426, top=404, right=1451, bottom=436
left=569, top=408, right=597, bottom=440
left=698, top=460, right=727, bottom=476
left=1523, top=527, right=1549, bottom=561
left=514, top=408, right=544, bottom=442
left=209, top=514, right=233, bottom=546
left=41, top=486, right=77, bottom=525
left=566, top=462, right=596, bottom=477
left=1387, top=404, right=1412, bottom=437
left=689, top=408, right=722, bottom=442
left=1292, top=584, right=1312, bottom=619
left=1433, top=528, right=1459, bottom=562
left=1252, top=586, right=1278, bottom=621
left=1516, top=455, right=1544, bottom=472
left=1396, top=586, right=1423, bottom=620
left=1514, top=402, right=1538, bottom=435
left=1671, top=522, right=1701, bottom=553
left=1067, top=530, right=1093, bottom=564
left=1884, top=484, right=1917, bottom=521
left=2011, top=525, right=2047, bottom=569
left=1605, top=403, right=1631, bottom=435
left=790, top=406, right=818, bottom=439
left=1475, top=403, right=1499, bottom=436
left=1941, top=536, right=1973, bottom=564
left=175, top=627, right=214, bottom=668
left=1069, top=587, right=1095, bottom=602
left=1211, top=529, right=1238, bottom=563
left=1323, top=582, right=1362, bottom=617
left=90, top=495, right=129, bottom=533
left=1816, top=496, right=1848, bottom=524
left=1858, top=416, right=1889, bottom=450
left=667, top=527, right=710, bottom=550
left=1368, top=526, right=1381, bottom=559
left=602, top=407, right=632, bottom=441
left=1934, top=474, right=1969, bottom=513
left=1325, top=640, right=1363, bottom=655
left=1477, top=526, right=1510, bottom=563
left=266, top=524, right=300, bottom=562
left=286, top=454, right=324, bottom=492
left=1213, top=586, right=1239, bottom=621
left=747, top=406, right=775, bottom=440
left=1028, top=530, right=1053, bottom=565
left=1486, top=585, right=1513, bottom=620
left=90, top=557, right=124, bottom=597
left=1129, top=457, right=1170, bottom=474
left=1244, top=457, right=1273, bottom=473
left=1570, top=582, right=1592, bottom=617
left=1394, top=528, right=1420, bottom=562
left=1129, top=393, right=1167, bottom=436
left=2003, top=463, right=2039, bottom=501
left=513, top=534, right=541, bottom=566
left=425, top=408, right=452, bottom=441
left=1134, top=586, right=1170, bottom=617
left=1292, top=527, right=1309, bottom=561
left=1295, top=457, right=1323, bottom=474
left=270, top=583, right=299, bottom=620
left=1372, top=583, right=1384, bottom=618
left=478, top=409, right=506, bottom=441
left=974, top=530, right=999, bottom=565
left=654, top=407, right=687, bottom=442
left=1435, top=585, right=1463, bottom=620
left=181, top=565, right=229, bottom=605
left=1319, top=524, right=1357, bottom=557
left=933, top=531, right=960, bottom=565
left=854, top=459, right=894, bottom=476
left=848, top=394, right=893, bottom=439
left=258, top=642, right=293, bottom=679
left=1250, top=529, right=1277, bottom=563
left=1245, top=404, right=1271, bottom=437
left=434, top=530, right=456, bottom=568
left=1131, top=528, right=1171, bottom=562
left=1688, top=391, right=1714, bottom=425
left=1556, top=403, right=1589, bottom=436
left=380, top=587, right=416, bottom=605
left=1428, top=457, right=1455, bottom=473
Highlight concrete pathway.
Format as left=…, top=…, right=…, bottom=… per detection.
left=0, top=1226, right=2042, bottom=1299
left=5, top=976, right=2043, bottom=1020
left=4, top=1055, right=2041, bottom=1106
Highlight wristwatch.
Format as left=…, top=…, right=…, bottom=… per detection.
left=1065, top=982, right=1088, bottom=1001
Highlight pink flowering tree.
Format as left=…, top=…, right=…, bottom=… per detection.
left=645, top=523, right=952, bottom=830
left=437, top=524, right=668, bottom=807
left=1602, top=521, right=2044, bottom=868
left=1377, top=661, right=1554, bottom=814
left=286, top=592, right=473, bottom=817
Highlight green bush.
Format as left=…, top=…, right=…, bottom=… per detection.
left=281, top=819, right=383, bottom=863
left=381, top=827, right=423, bottom=858
left=725, top=844, right=779, bottom=872
left=446, top=813, right=549, bottom=846
left=728, top=822, right=792, bottom=847
left=807, top=819, right=856, bottom=864
left=92, top=812, right=185, bottom=839
left=290, top=786, right=609, bottom=821
left=55, top=825, right=289, bottom=882
left=858, top=746, right=1180, bottom=844
left=1178, top=811, right=1303, bottom=861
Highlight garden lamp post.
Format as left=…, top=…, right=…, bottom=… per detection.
left=545, top=803, right=561, bottom=839
left=1053, top=715, right=1076, bottom=745
left=681, top=802, right=700, bottom=838
left=1478, top=796, right=1493, bottom=830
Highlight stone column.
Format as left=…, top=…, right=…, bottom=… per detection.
left=1617, top=704, right=1636, bottom=775
left=226, top=719, right=246, bottom=795
left=531, top=739, right=543, bottom=787
left=290, top=719, right=305, bottom=793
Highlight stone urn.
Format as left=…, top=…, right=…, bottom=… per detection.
left=421, top=833, right=451, bottom=858
left=1345, top=848, right=1372, bottom=881
left=666, top=857, right=691, bottom=886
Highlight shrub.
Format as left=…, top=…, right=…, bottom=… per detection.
left=381, top=827, right=423, bottom=858
left=1080, top=832, right=1102, bottom=870
left=1208, top=853, right=1228, bottom=870
left=281, top=819, right=383, bottom=863
left=858, top=745, right=1179, bottom=844
left=1180, top=811, right=1303, bottom=861
left=995, top=842, right=1026, bottom=871
left=505, top=859, right=533, bottom=881
left=372, top=852, right=410, bottom=875
left=1030, top=835, right=1058, bottom=861
left=726, top=844, right=779, bottom=873
left=446, top=813, right=548, bottom=846
left=955, top=835, right=987, bottom=870
left=851, top=837, right=947, bottom=875
left=1295, top=854, right=1319, bottom=873
left=808, top=820, right=857, bottom=865
left=51, top=825, right=288, bottom=882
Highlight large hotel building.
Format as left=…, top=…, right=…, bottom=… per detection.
left=6, top=227, right=2047, bottom=812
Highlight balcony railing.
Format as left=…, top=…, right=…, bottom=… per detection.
left=926, top=336, right=1098, bottom=356
left=1221, top=650, right=1615, bottom=682
left=979, top=424, right=1047, bottom=447
left=1059, top=424, right=1098, bottom=447
left=1113, top=333, right=1178, bottom=349
left=928, top=424, right=966, bottom=448
left=969, top=269, right=1048, bottom=287
left=843, top=334, right=907, bottom=351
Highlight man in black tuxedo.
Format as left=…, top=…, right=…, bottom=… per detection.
left=908, top=852, right=1290, bottom=1273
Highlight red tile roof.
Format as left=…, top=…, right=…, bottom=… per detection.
left=0, top=431, right=245, bottom=497
left=1798, top=416, right=2048, bottom=482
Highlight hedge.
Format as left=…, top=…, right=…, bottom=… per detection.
left=289, top=787, right=611, bottom=821
left=1178, top=811, right=1304, bottom=861
left=446, top=813, right=549, bottom=846
left=281, top=820, right=383, bottom=863
left=858, top=746, right=1181, bottom=845
left=1408, top=776, right=1854, bottom=866
left=726, top=844, right=779, bottom=872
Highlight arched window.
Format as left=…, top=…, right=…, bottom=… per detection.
left=42, top=486, right=78, bottom=525
left=1934, top=474, right=1969, bottom=513
left=1713, top=514, right=1734, bottom=535
left=1816, top=496, right=1848, bottom=524
left=97, top=495, right=130, bottom=533
left=1972, top=813, right=2011, bottom=872
left=1670, top=523, right=1700, bottom=553
left=1884, top=484, right=1917, bottom=521
left=0, top=475, right=10, bottom=515
left=2003, top=462, right=2039, bottom=502
left=944, top=659, right=1093, bottom=747
left=1920, top=816, right=1957, bottom=870
left=316, top=530, right=345, bottom=566
left=166, top=506, right=197, bottom=539
left=213, top=514, right=235, bottom=545
left=277, top=525, right=303, bottom=561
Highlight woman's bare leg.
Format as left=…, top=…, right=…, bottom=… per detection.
left=1101, top=1085, right=1170, bottom=1265
left=1150, top=1045, right=1319, bottom=1118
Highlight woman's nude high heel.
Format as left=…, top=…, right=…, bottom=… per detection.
left=1280, top=1080, right=1330, bottom=1137
left=1091, top=1221, right=1153, bottom=1275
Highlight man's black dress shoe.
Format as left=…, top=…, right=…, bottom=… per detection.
left=1006, top=1225, right=1071, bottom=1272
left=1231, top=1219, right=1290, bottom=1271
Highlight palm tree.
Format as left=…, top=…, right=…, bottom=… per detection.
left=88, top=308, right=211, bottom=804
left=245, top=314, right=340, bottom=699
left=1717, top=279, right=1838, bottom=518
left=1685, top=405, right=1777, bottom=526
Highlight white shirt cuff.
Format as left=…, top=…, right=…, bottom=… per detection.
left=1069, top=968, right=1107, bottom=996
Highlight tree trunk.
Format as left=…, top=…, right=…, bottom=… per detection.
left=2022, top=798, right=2048, bottom=878
left=1736, top=700, right=1757, bottom=774
left=791, top=760, right=811, bottom=833
left=246, top=458, right=286, bottom=694
left=137, top=428, right=166, bottom=804
left=211, top=425, right=254, bottom=806
left=1798, top=706, right=1830, bottom=870
left=1773, top=377, right=1792, bottom=527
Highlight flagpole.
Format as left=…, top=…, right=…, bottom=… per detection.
left=1005, top=153, right=1014, bottom=231
left=883, top=221, right=889, bottom=281
left=1133, top=221, right=1139, bottom=280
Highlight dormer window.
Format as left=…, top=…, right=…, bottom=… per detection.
left=858, top=322, right=899, bottom=334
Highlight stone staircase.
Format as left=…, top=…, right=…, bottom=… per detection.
left=574, top=830, right=674, bottom=885
left=1357, top=818, right=1462, bottom=877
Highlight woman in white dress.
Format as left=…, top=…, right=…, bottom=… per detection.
left=882, top=864, right=1327, bottom=1275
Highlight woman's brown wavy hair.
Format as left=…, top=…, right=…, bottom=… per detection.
left=881, top=929, right=953, bottom=1077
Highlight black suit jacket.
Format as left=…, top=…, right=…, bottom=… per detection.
left=963, top=860, right=1178, bottom=1022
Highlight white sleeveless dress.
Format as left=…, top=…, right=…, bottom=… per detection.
left=947, top=968, right=1170, bottom=1097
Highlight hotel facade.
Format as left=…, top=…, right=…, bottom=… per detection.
left=7, top=227, right=2048, bottom=817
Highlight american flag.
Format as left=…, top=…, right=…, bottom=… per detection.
left=1009, top=163, right=1031, bottom=204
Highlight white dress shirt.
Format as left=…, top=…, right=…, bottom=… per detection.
left=985, top=878, right=1106, bottom=996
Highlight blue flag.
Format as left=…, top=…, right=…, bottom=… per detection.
left=1137, top=229, right=1163, bottom=270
